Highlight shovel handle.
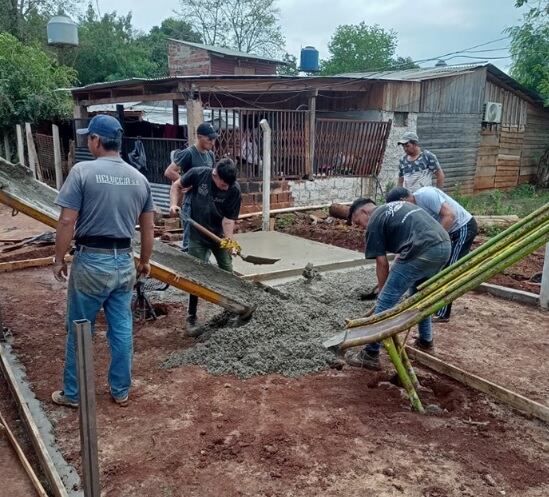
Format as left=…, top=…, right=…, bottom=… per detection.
left=184, top=216, right=223, bottom=246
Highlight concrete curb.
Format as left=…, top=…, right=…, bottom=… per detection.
left=476, top=283, right=540, bottom=307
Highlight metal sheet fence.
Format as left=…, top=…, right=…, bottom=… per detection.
left=34, top=133, right=60, bottom=187
left=208, top=108, right=309, bottom=180
left=314, top=119, right=392, bottom=177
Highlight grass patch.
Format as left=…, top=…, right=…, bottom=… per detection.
left=452, top=185, right=549, bottom=217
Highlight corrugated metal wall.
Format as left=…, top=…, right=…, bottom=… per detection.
left=417, top=112, right=482, bottom=193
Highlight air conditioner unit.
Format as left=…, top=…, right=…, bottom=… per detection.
left=483, top=102, right=503, bottom=123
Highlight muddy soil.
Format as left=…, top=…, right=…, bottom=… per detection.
left=0, top=267, right=548, bottom=497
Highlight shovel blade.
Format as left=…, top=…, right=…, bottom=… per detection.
left=239, top=253, right=280, bottom=265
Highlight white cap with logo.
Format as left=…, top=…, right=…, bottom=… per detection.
left=397, top=131, right=419, bottom=145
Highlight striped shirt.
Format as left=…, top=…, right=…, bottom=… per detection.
left=399, top=150, right=441, bottom=192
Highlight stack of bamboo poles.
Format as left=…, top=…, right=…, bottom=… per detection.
left=324, top=203, right=549, bottom=412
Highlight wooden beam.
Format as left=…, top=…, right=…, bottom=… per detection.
left=52, top=124, right=63, bottom=190
left=77, top=92, right=186, bottom=107
left=16, top=125, right=25, bottom=167
left=0, top=410, right=49, bottom=497
left=0, top=343, right=70, bottom=497
left=406, top=346, right=549, bottom=424
left=0, top=256, right=72, bottom=273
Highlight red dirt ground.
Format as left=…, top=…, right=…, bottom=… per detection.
left=0, top=266, right=548, bottom=497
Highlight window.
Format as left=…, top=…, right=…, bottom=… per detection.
left=393, top=112, right=409, bottom=127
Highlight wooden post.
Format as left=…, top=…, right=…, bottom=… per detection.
left=25, top=123, right=43, bottom=181
left=74, top=319, right=101, bottom=497
left=172, top=101, right=180, bottom=127
left=186, top=98, right=204, bottom=146
left=73, top=105, right=89, bottom=148
left=540, top=243, right=549, bottom=310
left=306, top=91, right=318, bottom=178
left=16, top=125, right=25, bottom=167
left=52, top=124, right=63, bottom=190
left=3, top=132, right=11, bottom=162
left=116, top=104, right=125, bottom=134
left=260, top=119, right=272, bottom=231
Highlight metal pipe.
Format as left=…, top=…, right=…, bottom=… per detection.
left=260, top=119, right=271, bottom=232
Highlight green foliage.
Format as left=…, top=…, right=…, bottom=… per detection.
left=277, top=53, right=299, bottom=76
left=139, top=18, right=202, bottom=77
left=452, top=185, right=549, bottom=217
left=320, top=23, right=415, bottom=76
left=178, top=0, right=285, bottom=58
left=0, top=32, right=76, bottom=128
left=275, top=213, right=296, bottom=230
left=72, top=5, right=157, bottom=85
left=508, top=0, right=549, bottom=103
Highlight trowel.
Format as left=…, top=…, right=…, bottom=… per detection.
left=181, top=213, right=280, bottom=265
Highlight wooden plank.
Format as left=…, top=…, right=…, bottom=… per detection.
left=406, top=347, right=549, bottom=423
left=0, top=410, right=49, bottom=497
left=475, top=166, right=497, bottom=177
left=0, top=256, right=72, bottom=273
left=475, top=177, right=495, bottom=189
left=0, top=343, right=70, bottom=497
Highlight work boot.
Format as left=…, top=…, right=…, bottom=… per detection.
left=185, top=315, right=203, bottom=337
left=345, top=348, right=381, bottom=371
left=51, top=390, right=78, bottom=408
left=414, top=337, right=434, bottom=352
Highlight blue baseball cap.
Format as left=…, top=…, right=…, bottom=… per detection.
left=77, top=115, right=123, bottom=139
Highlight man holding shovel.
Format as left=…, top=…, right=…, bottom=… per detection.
left=170, top=158, right=242, bottom=335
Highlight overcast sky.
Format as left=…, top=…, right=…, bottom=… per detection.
left=97, top=0, right=526, bottom=72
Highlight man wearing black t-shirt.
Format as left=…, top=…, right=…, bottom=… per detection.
left=165, top=122, right=217, bottom=252
left=347, top=198, right=451, bottom=370
left=170, top=158, right=242, bottom=335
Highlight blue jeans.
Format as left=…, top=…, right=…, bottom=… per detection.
left=365, top=242, right=451, bottom=355
left=63, top=250, right=136, bottom=402
left=180, top=196, right=191, bottom=252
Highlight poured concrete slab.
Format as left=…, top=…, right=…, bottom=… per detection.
left=230, top=231, right=370, bottom=282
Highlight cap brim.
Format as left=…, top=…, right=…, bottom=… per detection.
left=76, top=128, right=89, bottom=135
left=397, top=140, right=410, bottom=145
left=208, top=133, right=219, bottom=139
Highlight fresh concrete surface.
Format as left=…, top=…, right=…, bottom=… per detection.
left=230, top=231, right=368, bottom=281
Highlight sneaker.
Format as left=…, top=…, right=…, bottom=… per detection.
left=345, top=349, right=382, bottom=371
left=185, top=315, right=203, bottom=337
left=414, top=337, right=434, bottom=352
left=51, top=390, right=78, bottom=408
left=432, top=316, right=449, bottom=323
left=111, top=393, right=129, bottom=407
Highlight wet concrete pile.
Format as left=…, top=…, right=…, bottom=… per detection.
left=163, top=268, right=377, bottom=378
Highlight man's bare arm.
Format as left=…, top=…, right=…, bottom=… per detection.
left=375, top=255, right=390, bottom=291
left=53, top=207, right=78, bottom=281
left=434, top=168, right=445, bottom=189
left=398, top=176, right=404, bottom=187
left=137, top=211, right=154, bottom=277
left=222, top=218, right=235, bottom=238
left=169, top=179, right=184, bottom=217
left=164, top=162, right=181, bottom=182
left=438, top=202, right=456, bottom=231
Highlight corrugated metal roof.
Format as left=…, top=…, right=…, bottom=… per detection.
left=336, top=63, right=485, bottom=81
left=168, top=39, right=286, bottom=65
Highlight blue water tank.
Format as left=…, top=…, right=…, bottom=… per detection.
left=300, top=46, right=319, bottom=72
left=47, top=16, right=79, bottom=47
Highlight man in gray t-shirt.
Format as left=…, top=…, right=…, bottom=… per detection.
left=386, top=186, right=478, bottom=321
left=51, top=114, right=155, bottom=409
left=164, top=122, right=218, bottom=252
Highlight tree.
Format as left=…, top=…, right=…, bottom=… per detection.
left=277, top=53, right=299, bottom=76
left=0, top=0, right=80, bottom=44
left=508, top=0, right=549, bottom=103
left=320, top=23, right=397, bottom=75
left=177, top=0, right=285, bottom=57
left=391, top=56, right=419, bottom=70
left=0, top=33, right=76, bottom=128
left=140, top=18, right=202, bottom=77
left=73, top=4, right=156, bottom=85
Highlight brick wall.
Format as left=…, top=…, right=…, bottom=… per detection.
left=168, top=41, right=210, bottom=76
left=240, top=179, right=294, bottom=213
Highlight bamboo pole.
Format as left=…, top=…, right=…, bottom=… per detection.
left=347, top=208, right=549, bottom=329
